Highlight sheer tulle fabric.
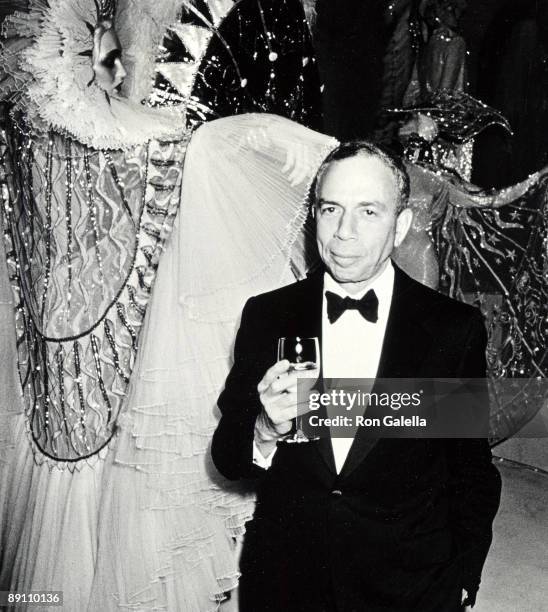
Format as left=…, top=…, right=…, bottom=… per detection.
left=87, top=114, right=337, bottom=610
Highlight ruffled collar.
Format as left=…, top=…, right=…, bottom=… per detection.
left=3, top=0, right=187, bottom=149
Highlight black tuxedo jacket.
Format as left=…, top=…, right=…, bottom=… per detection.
left=212, top=265, right=501, bottom=612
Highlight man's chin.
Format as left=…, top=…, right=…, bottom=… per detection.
left=328, top=267, right=367, bottom=284
left=326, top=262, right=380, bottom=286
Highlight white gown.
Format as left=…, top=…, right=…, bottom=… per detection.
left=86, top=114, right=337, bottom=610
left=0, top=113, right=337, bottom=611
left=0, top=0, right=329, bottom=607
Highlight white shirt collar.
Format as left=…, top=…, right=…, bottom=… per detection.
left=323, top=260, right=395, bottom=306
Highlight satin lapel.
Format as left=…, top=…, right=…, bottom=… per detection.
left=338, top=266, right=433, bottom=480
left=313, top=386, right=337, bottom=475
left=293, top=271, right=338, bottom=475
left=285, top=269, right=324, bottom=341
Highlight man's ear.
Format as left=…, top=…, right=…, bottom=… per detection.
left=394, top=207, right=413, bottom=248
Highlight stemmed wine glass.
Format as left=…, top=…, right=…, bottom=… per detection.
left=277, top=336, right=320, bottom=443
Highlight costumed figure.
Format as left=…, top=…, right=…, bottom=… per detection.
left=387, top=0, right=511, bottom=182
left=380, top=0, right=547, bottom=443
left=0, top=1, right=328, bottom=610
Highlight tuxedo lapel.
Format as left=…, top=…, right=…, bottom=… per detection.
left=307, top=273, right=340, bottom=474
left=375, top=267, right=433, bottom=380
left=338, top=266, right=434, bottom=480
left=288, top=271, right=338, bottom=474
left=275, top=270, right=336, bottom=473
left=283, top=269, right=324, bottom=341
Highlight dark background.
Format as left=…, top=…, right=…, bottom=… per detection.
left=314, top=0, right=548, bottom=188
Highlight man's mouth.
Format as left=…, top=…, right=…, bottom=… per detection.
left=330, top=253, right=361, bottom=266
left=331, top=252, right=361, bottom=260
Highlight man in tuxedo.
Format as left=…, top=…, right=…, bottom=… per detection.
left=212, top=142, right=501, bottom=611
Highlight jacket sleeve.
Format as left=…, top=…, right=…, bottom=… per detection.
left=211, top=297, right=271, bottom=480
left=446, top=312, right=502, bottom=606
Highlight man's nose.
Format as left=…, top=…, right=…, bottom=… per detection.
left=335, top=211, right=356, bottom=240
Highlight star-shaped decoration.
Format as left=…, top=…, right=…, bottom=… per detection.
left=506, top=249, right=517, bottom=262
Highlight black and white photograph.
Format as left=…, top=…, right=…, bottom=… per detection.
left=0, top=1, right=546, bottom=610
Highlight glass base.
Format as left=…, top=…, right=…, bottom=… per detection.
left=283, top=428, right=319, bottom=444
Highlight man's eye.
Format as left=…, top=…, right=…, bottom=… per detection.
left=363, top=208, right=375, bottom=216
left=321, top=206, right=337, bottom=215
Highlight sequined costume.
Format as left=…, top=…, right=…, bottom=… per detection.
left=381, top=0, right=547, bottom=443
left=0, top=1, right=325, bottom=610
left=393, top=163, right=548, bottom=443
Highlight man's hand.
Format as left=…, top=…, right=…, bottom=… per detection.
left=254, top=360, right=314, bottom=456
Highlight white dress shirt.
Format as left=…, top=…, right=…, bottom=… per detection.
left=253, top=261, right=395, bottom=473
left=322, top=262, right=394, bottom=472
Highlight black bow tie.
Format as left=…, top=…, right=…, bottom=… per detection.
left=326, top=290, right=379, bottom=324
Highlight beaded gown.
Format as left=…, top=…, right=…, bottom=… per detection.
left=0, top=1, right=327, bottom=610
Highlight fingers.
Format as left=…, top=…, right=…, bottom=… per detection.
left=282, top=144, right=312, bottom=186
left=243, top=129, right=313, bottom=187
left=290, top=144, right=310, bottom=186
left=255, top=408, right=293, bottom=439
left=265, top=368, right=318, bottom=396
left=259, top=362, right=320, bottom=397
left=257, top=360, right=291, bottom=393
left=282, top=147, right=295, bottom=176
left=279, top=396, right=312, bottom=417
left=269, top=370, right=300, bottom=395
left=264, top=395, right=311, bottom=426
left=258, top=360, right=315, bottom=428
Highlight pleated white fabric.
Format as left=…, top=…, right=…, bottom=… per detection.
left=86, top=114, right=337, bottom=610
left=0, top=418, right=105, bottom=611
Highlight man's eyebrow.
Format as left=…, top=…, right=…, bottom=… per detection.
left=318, top=199, right=388, bottom=210
left=356, top=200, right=387, bottom=210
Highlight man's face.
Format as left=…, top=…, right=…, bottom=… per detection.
left=315, top=155, right=412, bottom=294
